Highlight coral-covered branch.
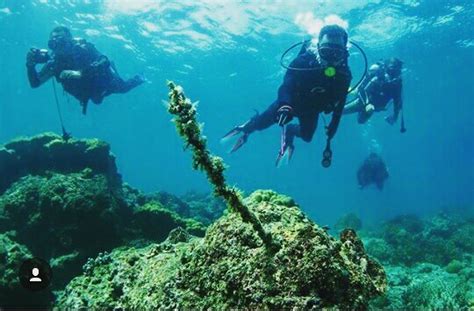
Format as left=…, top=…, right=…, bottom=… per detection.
left=166, top=81, right=277, bottom=253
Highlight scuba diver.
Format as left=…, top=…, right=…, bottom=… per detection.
left=343, top=58, right=404, bottom=129
left=223, top=25, right=352, bottom=166
left=357, top=152, right=389, bottom=190
left=26, top=26, right=144, bottom=115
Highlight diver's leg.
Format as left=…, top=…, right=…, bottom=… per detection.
left=225, top=100, right=280, bottom=136
left=296, top=113, right=319, bottom=142
left=223, top=100, right=281, bottom=152
left=250, top=100, right=281, bottom=132
left=284, top=112, right=318, bottom=148
left=107, top=75, right=143, bottom=94
left=103, top=64, right=144, bottom=95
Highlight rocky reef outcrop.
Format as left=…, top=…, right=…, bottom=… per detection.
left=57, top=190, right=386, bottom=309
left=365, top=211, right=474, bottom=309
left=146, top=191, right=225, bottom=225
left=0, top=133, right=206, bottom=308
left=365, top=212, right=474, bottom=267
left=0, top=132, right=121, bottom=194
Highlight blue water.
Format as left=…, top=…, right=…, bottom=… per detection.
left=1, top=0, right=473, bottom=226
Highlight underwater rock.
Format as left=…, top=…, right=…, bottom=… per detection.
left=148, top=190, right=226, bottom=225
left=0, top=133, right=212, bottom=308
left=0, top=232, right=55, bottom=308
left=0, top=172, right=129, bottom=289
left=0, top=132, right=121, bottom=194
left=334, top=212, right=362, bottom=232
left=56, top=190, right=386, bottom=309
left=131, top=201, right=206, bottom=240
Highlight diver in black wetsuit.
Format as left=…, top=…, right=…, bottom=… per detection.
left=223, top=25, right=352, bottom=165
left=357, top=152, right=389, bottom=190
left=26, top=26, right=144, bottom=114
left=344, top=58, right=403, bottom=126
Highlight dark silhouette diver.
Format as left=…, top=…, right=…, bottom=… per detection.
left=344, top=58, right=404, bottom=128
left=357, top=152, right=389, bottom=190
left=26, top=26, right=144, bottom=115
left=223, top=25, right=352, bottom=166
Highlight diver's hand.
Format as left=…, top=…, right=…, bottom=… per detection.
left=385, top=115, right=396, bottom=125
left=276, top=105, right=293, bottom=126
left=26, top=50, right=37, bottom=67
left=60, top=70, right=82, bottom=80
left=365, top=104, right=375, bottom=114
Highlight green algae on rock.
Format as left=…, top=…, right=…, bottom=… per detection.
left=132, top=201, right=206, bottom=239
left=56, top=190, right=387, bottom=309
left=0, top=133, right=211, bottom=308
left=149, top=190, right=226, bottom=225
left=0, top=132, right=121, bottom=194
left=0, top=172, right=129, bottom=289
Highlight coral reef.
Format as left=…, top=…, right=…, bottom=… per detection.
left=0, top=134, right=208, bottom=308
left=366, top=213, right=474, bottom=267
left=370, top=263, right=473, bottom=310
left=167, top=81, right=276, bottom=252
left=365, top=210, right=474, bottom=310
left=56, top=190, right=386, bottom=309
left=0, top=132, right=121, bottom=194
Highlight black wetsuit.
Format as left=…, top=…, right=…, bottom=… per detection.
left=27, top=38, right=142, bottom=113
left=344, top=70, right=402, bottom=124
left=245, top=43, right=352, bottom=144
left=357, top=153, right=389, bottom=190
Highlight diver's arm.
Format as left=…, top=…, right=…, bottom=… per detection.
left=358, top=77, right=376, bottom=106
left=27, top=61, right=55, bottom=88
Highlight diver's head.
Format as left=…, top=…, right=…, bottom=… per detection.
left=385, top=57, right=403, bottom=78
left=317, top=24, right=348, bottom=64
left=48, top=26, right=73, bottom=54
left=368, top=63, right=384, bottom=79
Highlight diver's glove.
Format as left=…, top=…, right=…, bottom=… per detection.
left=60, top=70, right=82, bottom=80
left=276, top=105, right=293, bottom=126
left=385, top=115, right=396, bottom=125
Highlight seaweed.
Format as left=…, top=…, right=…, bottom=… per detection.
left=166, top=81, right=278, bottom=254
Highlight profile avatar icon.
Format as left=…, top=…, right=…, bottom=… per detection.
left=29, top=267, right=42, bottom=282
left=19, top=258, right=52, bottom=291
